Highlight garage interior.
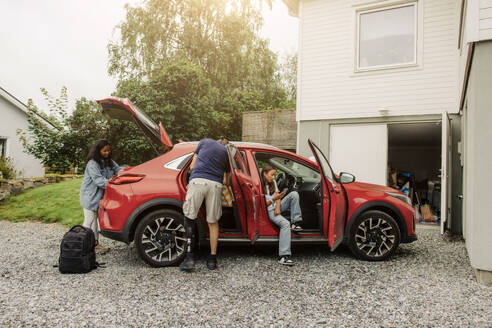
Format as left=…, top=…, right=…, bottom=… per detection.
left=387, top=122, right=442, bottom=224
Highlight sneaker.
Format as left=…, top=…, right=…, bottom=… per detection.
left=180, top=253, right=195, bottom=272
left=291, top=224, right=303, bottom=232
left=95, top=245, right=110, bottom=254
left=206, top=255, right=217, bottom=270
left=278, top=256, right=295, bottom=266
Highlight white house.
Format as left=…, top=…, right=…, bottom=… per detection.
left=0, top=86, right=54, bottom=178
left=457, top=0, right=492, bottom=285
left=283, top=0, right=492, bottom=284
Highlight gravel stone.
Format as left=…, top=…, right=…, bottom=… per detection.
left=0, top=221, right=490, bottom=327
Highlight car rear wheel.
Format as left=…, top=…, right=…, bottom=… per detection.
left=135, top=209, right=187, bottom=267
left=348, top=210, right=400, bottom=261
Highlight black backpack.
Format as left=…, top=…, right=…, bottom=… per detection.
left=58, top=225, right=96, bottom=274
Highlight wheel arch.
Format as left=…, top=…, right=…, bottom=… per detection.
left=343, top=201, right=408, bottom=244
left=122, top=198, right=183, bottom=244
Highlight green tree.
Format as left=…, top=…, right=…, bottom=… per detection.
left=18, top=88, right=111, bottom=172
left=279, top=53, right=297, bottom=105
left=108, top=0, right=286, bottom=141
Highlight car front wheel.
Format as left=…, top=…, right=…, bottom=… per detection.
left=135, top=209, right=188, bottom=267
left=348, top=210, right=400, bottom=261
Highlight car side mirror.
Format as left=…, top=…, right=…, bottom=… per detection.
left=339, top=172, right=355, bottom=184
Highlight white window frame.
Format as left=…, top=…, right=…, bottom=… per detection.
left=355, top=1, right=419, bottom=72
left=0, top=137, right=7, bottom=158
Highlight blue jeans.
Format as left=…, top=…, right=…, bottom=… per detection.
left=267, top=191, right=302, bottom=256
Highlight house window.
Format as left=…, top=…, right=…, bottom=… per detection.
left=357, top=2, right=417, bottom=71
left=0, top=138, right=6, bottom=158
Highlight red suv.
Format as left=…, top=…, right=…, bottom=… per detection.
left=97, top=98, right=417, bottom=267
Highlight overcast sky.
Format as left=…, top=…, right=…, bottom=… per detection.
left=0, top=0, right=298, bottom=113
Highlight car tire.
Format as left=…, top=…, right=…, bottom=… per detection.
left=348, top=210, right=400, bottom=261
left=135, top=209, right=188, bottom=267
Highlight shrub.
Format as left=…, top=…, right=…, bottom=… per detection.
left=0, top=157, right=17, bottom=179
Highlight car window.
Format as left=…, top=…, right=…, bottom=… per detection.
left=310, top=143, right=335, bottom=182
left=239, top=151, right=249, bottom=175
left=227, top=146, right=250, bottom=176
left=255, top=153, right=321, bottom=182
left=164, top=153, right=193, bottom=171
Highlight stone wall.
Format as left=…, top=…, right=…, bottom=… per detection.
left=242, top=109, right=296, bottom=151
left=0, top=176, right=81, bottom=201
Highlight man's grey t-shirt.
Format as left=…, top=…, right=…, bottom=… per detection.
left=189, top=139, right=229, bottom=184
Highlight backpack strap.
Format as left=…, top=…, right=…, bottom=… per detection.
left=69, top=225, right=90, bottom=232
left=95, top=261, right=106, bottom=268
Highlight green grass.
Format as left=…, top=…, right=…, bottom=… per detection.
left=0, top=178, right=84, bottom=226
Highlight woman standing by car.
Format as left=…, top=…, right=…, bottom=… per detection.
left=261, top=164, right=303, bottom=266
left=80, top=140, right=120, bottom=252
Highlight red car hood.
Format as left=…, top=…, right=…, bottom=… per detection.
left=343, top=181, right=400, bottom=194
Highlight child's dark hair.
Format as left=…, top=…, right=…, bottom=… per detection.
left=86, top=139, right=114, bottom=169
left=261, top=164, right=276, bottom=195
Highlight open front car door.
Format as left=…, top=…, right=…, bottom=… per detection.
left=97, top=97, right=173, bottom=153
left=308, top=139, right=347, bottom=251
left=226, top=144, right=260, bottom=243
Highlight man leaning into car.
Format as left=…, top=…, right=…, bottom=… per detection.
left=180, top=137, right=230, bottom=271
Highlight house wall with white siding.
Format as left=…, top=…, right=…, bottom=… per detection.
left=480, top=1, right=492, bottom=38
left=296, top=0, right=461, bottom=121
left=466, top=0, right=492, bottom=41
left=458, top=0, right=492, bottom=284
left=461, top=40, right=492, bottom=281
left=0, top=91, right=45, bottom=178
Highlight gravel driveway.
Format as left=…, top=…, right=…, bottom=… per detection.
left=0, top=221, right=490, bottom=327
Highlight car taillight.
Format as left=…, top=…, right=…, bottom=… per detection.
left=109, top=174, right=145, bottom=185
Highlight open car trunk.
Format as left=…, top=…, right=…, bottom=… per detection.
left=97, top=97, right=173, bottom=153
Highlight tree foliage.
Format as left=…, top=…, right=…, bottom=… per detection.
left=279, top=53, right=297, bottom=104
left=20, top=1, right=298, bottom=169
left=109, top=0, right=287, bottom=141
left=0, top=157, right=17, bottom=179
left=18, top=88, right=110, bottom=173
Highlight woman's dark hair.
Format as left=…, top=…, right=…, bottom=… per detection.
left=261, top=164, right=276, bottom=195
left=86, top=139, right=114, bottom=169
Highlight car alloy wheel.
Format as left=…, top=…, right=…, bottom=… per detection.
left=135, top=209, right=187, bottom=267
left=348, top=210, right=400, bottom=261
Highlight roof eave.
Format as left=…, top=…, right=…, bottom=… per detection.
left=0, top=86, right=58, bottom=129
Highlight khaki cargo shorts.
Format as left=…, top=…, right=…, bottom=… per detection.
left=183, top=178, right=223, bottom=223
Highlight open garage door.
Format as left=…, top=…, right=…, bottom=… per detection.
left=441, top=112, right=451, bottom=234
left=329, top=124, right=388, bottom=186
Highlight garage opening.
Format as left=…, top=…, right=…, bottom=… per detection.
left=387, top=122, right=442, bottom=224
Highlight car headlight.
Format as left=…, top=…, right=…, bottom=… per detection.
left=385, top=191, right=412, bottom=205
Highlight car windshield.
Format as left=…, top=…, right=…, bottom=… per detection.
left=255, top=153, right=321, bottom=183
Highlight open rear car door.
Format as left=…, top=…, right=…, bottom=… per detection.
left=308, top=139, right=347, bottom=251
left=97, top=97, right=173, bottom=153
left=226, top=144, right=260, bottom=243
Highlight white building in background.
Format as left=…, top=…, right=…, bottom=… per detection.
left=0, top=86, right=55, bottom=178
left=458, top=0, right=492, bottom=285
left=283, top=0, right=492, bottom=284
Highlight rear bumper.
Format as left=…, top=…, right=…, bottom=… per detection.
left=100, top=229, right=128, bottom=244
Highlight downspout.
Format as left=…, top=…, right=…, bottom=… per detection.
left=459, top=43, right=475, bottom=112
